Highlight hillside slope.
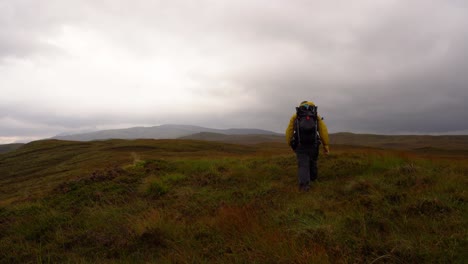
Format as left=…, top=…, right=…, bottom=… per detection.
left=0, top=143, right=24, bottom=154
left=0, top=139, right=260, bottom=204
left=179, top=132, right=284, bottom=144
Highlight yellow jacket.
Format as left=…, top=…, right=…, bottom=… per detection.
left=285, top=101, right=330, bottom=152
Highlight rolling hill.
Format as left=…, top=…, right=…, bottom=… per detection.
left=50, top=124, right=468, bottom=152
left=181, top=132, right=468, bottom=153
left=179, top=132, right=285, bottom=144
left=0, top=143, right=24, bottom=154
left=330, top=132, right=468, bottom=150
left=3, top=130, right=468, bottom=158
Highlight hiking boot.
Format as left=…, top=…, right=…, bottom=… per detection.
left=299, top=185, right=310, bottom=192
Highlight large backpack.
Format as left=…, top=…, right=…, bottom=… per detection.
left=293, top=104, right=319, bottom=147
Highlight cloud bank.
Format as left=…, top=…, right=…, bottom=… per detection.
left=1, top=0, right=467, bottom=143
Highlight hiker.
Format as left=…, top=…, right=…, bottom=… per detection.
left=286, top=101, right=329, bottom=191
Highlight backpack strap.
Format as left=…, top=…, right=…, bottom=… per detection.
left=294, top=109, right=301, bottom=144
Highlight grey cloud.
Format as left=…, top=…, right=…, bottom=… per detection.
left=218, top=1, right=468, bottom=134
left=1, top=1, right=56, bottom=60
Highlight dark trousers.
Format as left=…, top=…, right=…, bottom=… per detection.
left=295, top=144, right=319, bottom=188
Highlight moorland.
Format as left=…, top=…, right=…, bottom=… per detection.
left=0, top=135, right=466, bottom=263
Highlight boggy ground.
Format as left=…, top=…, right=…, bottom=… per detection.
left=0, top=139, right=466, bottom=263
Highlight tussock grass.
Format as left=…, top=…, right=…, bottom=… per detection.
left=0, top=139, right=466, bottom=263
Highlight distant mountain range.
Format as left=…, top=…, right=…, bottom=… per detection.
left=52, top=124, right=281, bottom=141
left=2, top=126, right=468, bottom=155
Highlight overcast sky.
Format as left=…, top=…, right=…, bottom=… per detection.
left=1, top=0, right=468, bottom=143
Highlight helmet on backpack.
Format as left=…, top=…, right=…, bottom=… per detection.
left=300, top=100, right=315, bottom=107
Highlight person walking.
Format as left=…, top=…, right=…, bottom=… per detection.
left=286, top=101, right=329, bottom=191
